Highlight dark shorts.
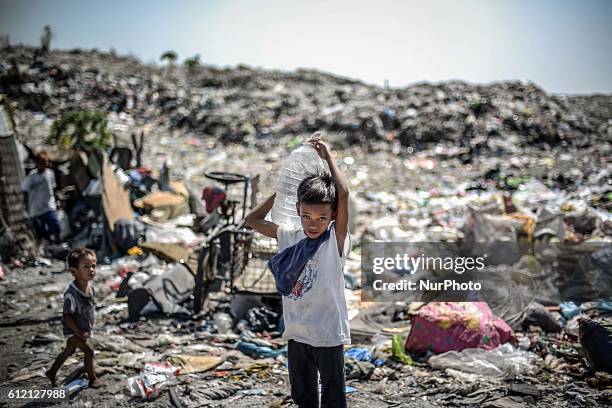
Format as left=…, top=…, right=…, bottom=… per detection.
left=287, top=339, right=346, bottom=408
left=33, top=210, right=60, bottom=240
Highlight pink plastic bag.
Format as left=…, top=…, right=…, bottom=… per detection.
left=405, top=302, right=513, bottom=354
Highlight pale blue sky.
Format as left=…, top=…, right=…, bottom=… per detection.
left=1, top=0, right=611, bottom=94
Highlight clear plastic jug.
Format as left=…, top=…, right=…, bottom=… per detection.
left=271, top=143, right=328, bottom=229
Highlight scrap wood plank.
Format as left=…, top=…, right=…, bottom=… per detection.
left=101, top=155, right=133, bottom=232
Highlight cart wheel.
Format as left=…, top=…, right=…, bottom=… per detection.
left=193, top=247, right=215, bottom=313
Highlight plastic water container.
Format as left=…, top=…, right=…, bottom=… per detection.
left=271, top=144, right=327, bottom=229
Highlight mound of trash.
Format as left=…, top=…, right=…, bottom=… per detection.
left=1, top=45, right=611, bottom=150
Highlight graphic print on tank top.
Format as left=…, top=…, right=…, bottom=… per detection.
left=288, top=252, right=319, bottom=299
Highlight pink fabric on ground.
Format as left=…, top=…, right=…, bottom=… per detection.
left=405, top=302, right=514, bottom=354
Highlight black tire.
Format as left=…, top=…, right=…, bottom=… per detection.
left=193, top=245, right=218, bottom=313
left=193, top=247, right=211, bottom=314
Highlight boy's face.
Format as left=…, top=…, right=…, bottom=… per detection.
left=297, top=202, right=335, bottom=239
left=71, top=255, right=97, bottom=283
left=36, top=157, right=49, bottom=172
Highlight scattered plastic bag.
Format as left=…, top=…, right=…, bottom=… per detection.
left=345, top=347, right=372, bottom=362
left=126, top=362, right=180, bottom=400
left=391, top=335, right=413, bottom=364
left=236, top=341, right=286, bottom=359
left=463, top=204, right=522, bottom=264
left=560, top=301, right=582, bottom=319
left=246, top=306, right=280, bottom=333
left=145, top=225, right=200, bottom=246
left=214, top=312, right=233, bottom=334
left=83, top=178, right=101, bottom=197
left=113, top=219, right=146, bottom=255
left=65, top=378, right=88, bottom=394
left=428, top=343, right=540, bottom=377
left=369, top=215, right=411, bottom=241
left=118, top=352, right=148, bottom=368
left=57, top=210, right=72, bottom=241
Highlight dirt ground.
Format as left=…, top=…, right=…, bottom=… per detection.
left=1, top=136, right=611, bottom=407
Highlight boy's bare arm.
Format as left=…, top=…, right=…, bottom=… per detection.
left=245, top=193, right=279, bottom=239
left=327, top=155, right=349, bottom=256
left=308, top=137, right=349, bottom=257
left=63, top=313, right=86, bottom=340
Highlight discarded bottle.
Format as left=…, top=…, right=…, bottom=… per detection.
left=65, top=378, right=88, bottom=394
left=214, top=312, right=233, bottom=334
left=271, top=143, right=327, bottom=229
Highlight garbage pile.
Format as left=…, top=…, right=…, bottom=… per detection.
left=0, top=45, right=611, bottom=407
left=1, top=45, right=611, bottom=151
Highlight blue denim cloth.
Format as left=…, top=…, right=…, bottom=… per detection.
left=33, top=210, right=60, bottom=240
left=268, top=226, right=331, bottom=296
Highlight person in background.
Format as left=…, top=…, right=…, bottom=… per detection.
left=21, top=150, right=60, bottom=242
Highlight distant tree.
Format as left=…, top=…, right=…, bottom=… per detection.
left=160, top=50, right=178, bottom=65
left=40, top=25, right=53, bottom=53
left=183, top=54, right=201, bottom=75
left=47, top=110, right=111, bottom=150
left=160, top=50, right=178, bottom=75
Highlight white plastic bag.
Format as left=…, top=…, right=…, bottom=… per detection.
left=126, top=362, right=179, bottom=400
left=428, top=343, right=540, bottom=378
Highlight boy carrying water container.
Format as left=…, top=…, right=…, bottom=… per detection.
left=246, top=136, right=351, bottom=407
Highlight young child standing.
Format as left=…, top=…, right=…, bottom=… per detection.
left=46, top=248, right=101, bottom=388
left=246, top=136, right=350, bottom=407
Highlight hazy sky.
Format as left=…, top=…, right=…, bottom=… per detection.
left=1, top=0, right=611, bottom=94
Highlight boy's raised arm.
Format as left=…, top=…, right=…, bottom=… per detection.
left=308, top=138, right=349, bottom=257
left=245, top=193, right=279, bottom=239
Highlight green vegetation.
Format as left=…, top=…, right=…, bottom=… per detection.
left=47, top=110, right=111, bottom=150
left=184, top=54, right=201, bottom=72
left=160, top=50, right=178, bottom=65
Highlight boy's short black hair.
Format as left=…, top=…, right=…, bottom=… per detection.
left=67, top=248, right=96, bottom=269
left=297, top=171, right=337, bottom=212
